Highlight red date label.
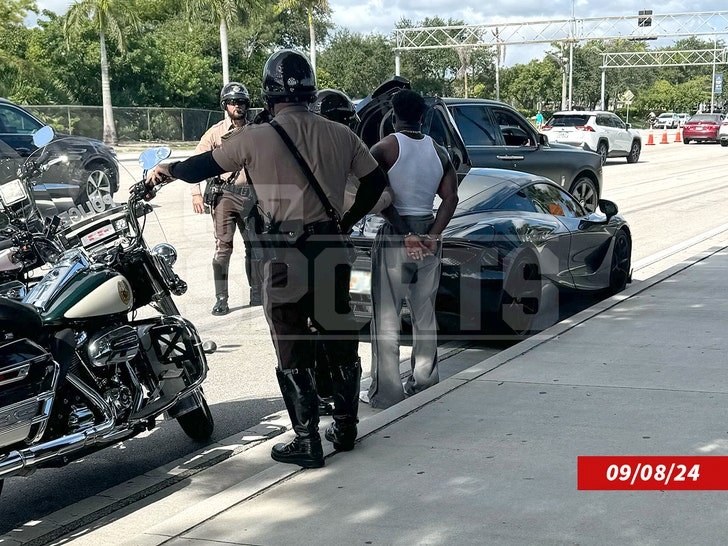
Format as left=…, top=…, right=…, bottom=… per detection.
left=578, top=456, right=728, bottom=490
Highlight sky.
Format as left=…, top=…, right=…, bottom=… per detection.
left=31, top=0, right=728, bottom=65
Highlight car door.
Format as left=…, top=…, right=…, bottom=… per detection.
left=527, top=183, right=613, bottom=290
left=594, top=114, right=615, bottom=152
left=489, top=106, right=566, bottom=183
left=422, top=101, right=470, bottom=181
left=609, top=115, right=631, bottom=153
left=0, top=103, right=43, bottom=157
left=448, top=103, right=506, bottom=170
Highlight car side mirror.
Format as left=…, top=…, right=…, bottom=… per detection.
left=538, top=133, right=549, bottom=146
left=625, top=123, right=631, bottom=129
left=598, top=199, right=618, bottom=220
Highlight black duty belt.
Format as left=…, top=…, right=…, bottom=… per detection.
left=221, top=184, right=252, bottom=197
left=303, top=220, right=340, bottom=235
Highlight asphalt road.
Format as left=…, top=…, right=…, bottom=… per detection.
left=2, top=141, right=728, bottom=531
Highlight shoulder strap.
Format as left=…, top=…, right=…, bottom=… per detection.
left=269, top=119, right=340, bottom=224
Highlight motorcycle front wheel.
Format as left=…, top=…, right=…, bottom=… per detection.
left=177, top=395, right=214, bottom=442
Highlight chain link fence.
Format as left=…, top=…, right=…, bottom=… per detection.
left=22, top=105, right=225, bottom=143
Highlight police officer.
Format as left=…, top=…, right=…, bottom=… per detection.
left=191, top=82, right=263, bottom=315
left=147, top=50, right=388, bottom=469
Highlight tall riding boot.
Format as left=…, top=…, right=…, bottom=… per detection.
left=211, top=260, right=229, bottom=316
left=325, top=359, right=362, bottom=451
left=271, top=369, right=324, bottom=468
left=246, top=255, right=263, bottom=307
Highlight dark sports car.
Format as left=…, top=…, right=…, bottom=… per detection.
left=349, top=168, right=632, bottom=335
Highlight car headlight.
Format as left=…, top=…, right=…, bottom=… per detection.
left=151, top=243, right=177, bottom=267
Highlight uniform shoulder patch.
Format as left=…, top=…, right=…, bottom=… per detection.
left=222, top=126, right=245, bottom=141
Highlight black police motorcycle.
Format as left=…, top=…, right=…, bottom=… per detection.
left=0, top=142, right=215, bottom=497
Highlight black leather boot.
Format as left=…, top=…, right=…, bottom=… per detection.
left=211, top=260, right=230, bottom=316
left=325, top=359, right=362, bottom=452
left=271, top=369, right=325, bottom=468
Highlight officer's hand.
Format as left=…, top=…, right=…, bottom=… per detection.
left=192, top=195, right=205, bottom=214
left=146, top=164, right=174, bottom=187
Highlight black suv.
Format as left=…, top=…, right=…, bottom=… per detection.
left=0, top=98, right=119, bottom=217
left=355, top=78, right=603, bottom=211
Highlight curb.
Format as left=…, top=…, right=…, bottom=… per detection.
left=95, top=243, right=728, bottom=545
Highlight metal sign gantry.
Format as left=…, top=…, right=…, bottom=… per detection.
left=600, top=48, right=728, bottom=112
left=392, top=11, right=728, bottom=108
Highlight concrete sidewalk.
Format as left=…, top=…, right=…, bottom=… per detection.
left=58, top=245, right=728, bottom=545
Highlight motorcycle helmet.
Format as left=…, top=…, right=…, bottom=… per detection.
left=311, top=89, right=360, bottom=129
left=220, top=82, right=250, bottom=110
left=262, top=49, right=317, bottom=106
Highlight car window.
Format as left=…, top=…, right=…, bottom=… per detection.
left=492, top=108, right=535, bottom=147
left=689, top=114, right=722, bottom=123
left=0, top=105, right=43, bottom=134
left=595, top=115, right=610, bottom=127
left=450, top=105, right=498, bottom=146
left=527, top=183, right=584, bottom=218
left=494, top=190, right=537, bottom=212
left=427, top=109, right=451, bottom=148
left=545, top=114, right=590, bottom=127
left=610, top=115, right=626, bottom=129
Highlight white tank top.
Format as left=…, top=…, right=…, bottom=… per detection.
left=388, top=133, right=444, bottom=216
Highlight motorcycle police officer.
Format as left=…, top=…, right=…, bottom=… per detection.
left=146, top=49, right=388, bottom=469
left=191, top=82, right=263, bottom=315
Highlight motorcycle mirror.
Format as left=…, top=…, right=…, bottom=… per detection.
left=0, top=213, right=9, bottom=230
left=202, top=340, right=217, bottom=354
left=139, top=147, right=172, bottom=171
left=32, top=126, right=55, bottom=148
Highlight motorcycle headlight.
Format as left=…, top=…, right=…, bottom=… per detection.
left=0, top=179, right=28, bottom=206
left=151, top=243, right=177, bottom=267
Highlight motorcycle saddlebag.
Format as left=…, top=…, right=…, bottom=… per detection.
left=0, top=338, right=58, bottom=450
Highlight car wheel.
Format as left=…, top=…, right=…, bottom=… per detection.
left=500, top=252, right=542, bottom=337
left=608, top=229, right=632, bottom=294
left=721, top=140, right=728, bottom=147
left=626, top=140, right=641, bottom=163
left=79, top=162, right=114, bottom=209
left=683, top=138, right=690, bottom=145
left=570, top=176, right=599, bottom=212
left=596, top=141, right=608, bottom=166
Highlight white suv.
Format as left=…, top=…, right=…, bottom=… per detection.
left=543, top=111, right=642, bottom=165
left=654, top=112, right=679, bottom=129
left=719, top=117, right=728, bottom=147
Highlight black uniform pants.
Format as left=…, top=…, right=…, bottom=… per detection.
left=212, top=190, right=262, bottom=288
left=261, top=225, right=360, bottom=372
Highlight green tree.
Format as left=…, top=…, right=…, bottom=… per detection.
left=318, top=30, right=393, bottom=98
left=64, top=0, right=141, bottom=144
left=276, top=0, right=330, bottom=72
left=183, top=0, right=260, bottom=85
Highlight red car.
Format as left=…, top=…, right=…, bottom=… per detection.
left=683, top=113, right=725, bottom=144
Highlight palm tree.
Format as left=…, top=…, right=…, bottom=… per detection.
left=64, top=0, right=139, bottom=145
left=276, top=0, right=329, bottom=73
left=184, top=0, right=259, bottom=85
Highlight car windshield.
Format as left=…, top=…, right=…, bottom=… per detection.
left=454, top=176, right=512, bottom=213
left=689, top=114, right=721, bottom=122
left=658, top=114, right=674, bottom=119
left=544, top=115, right=590, bottom=127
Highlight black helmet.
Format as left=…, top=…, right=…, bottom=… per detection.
left=262, top=49, right=316, bottom=105
left=311, top=89, right=359, bottom=128
left=220, top=82, right=250, bottom=110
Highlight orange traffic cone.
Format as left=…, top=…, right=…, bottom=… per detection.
left=646, top=132, right=655, bottom=145
left=660, top=130, right=669, bottom=144
left=674, top=129, right=682, bottom=143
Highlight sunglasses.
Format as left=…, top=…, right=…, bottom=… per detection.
left=225, top=99, right=248, bottom=107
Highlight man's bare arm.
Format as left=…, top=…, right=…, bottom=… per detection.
left=428, top=145, right=459, bottom=239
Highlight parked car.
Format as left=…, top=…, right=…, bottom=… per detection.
left=676, top=113, right=690, bottom=127
left=354, top=78, right=604, bottom=212
left=349, top=168, right=632, bottom=334
left=719, top=117, right=728, bottom=147
left=683, top=113, right=725, bottom=144
left=0, top=98, right=119, bottom=216
left=542, top=110, right=641, bottom=166
left=654, top=112, right=679, bottom=129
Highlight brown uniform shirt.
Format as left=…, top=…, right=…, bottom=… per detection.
left=212, top=104, right=378, bottom=224
left=191, top=119, right=242, bottom=196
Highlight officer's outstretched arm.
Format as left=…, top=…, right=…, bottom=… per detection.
left=340, top=165, right=388, bottom=233
left=168, top=151, right=226, bottom=184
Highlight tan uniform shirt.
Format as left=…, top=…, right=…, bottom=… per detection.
left=212, top=105, right=378, bottom=224
left=191, top=119, right=243, bottom=196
